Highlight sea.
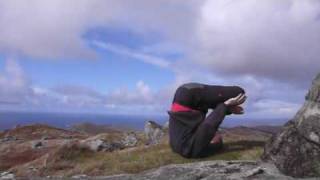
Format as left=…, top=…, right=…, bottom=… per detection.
left=0, top=111, right=288, bottom=131
left=0, top=111, right=168, bottom=131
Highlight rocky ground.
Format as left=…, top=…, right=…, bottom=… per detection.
left=0, top=124, right=88, bottom=171
left=91, top=160, right=303, bottom=180
left=0, top=122, right=277, bottom=179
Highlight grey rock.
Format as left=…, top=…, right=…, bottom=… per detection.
left=72, top=174, right=88, bottom=179
left=86, top=138, right=105, bottom=152
left=144, top=121, right=165, bottom=145
left=80, top=132, right=138, bottom=152
left=28, top=166, right=39, bottom=172
left=163, top=121, right=169, bottom=130
left=0, top=136, right=18, bottom=143
left=243, top=166, right=264, bottom=178
left=263, top=73, right=320, bottom=178
left=41, top=136, right=49, bottom=141
left=0, top=171, right=15, bottom=179
left=121, top=132, right=138, bottom=147
left=80, top=138, right=123, bottom=152
left=32, top=140, right=44, bottom=149
left=96, top=160, right=299, bottom=180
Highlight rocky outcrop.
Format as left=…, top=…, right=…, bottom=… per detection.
left=121, top=132, right=139, bottom=147
left=31, top=140, right=44, bottom=149
left=3, top=161, right=316, bottom=179
left=163, top=121, right=169, bottom=130
left=0, top=136, right=18, bottom=143
left=0, top=171, right=15, bottom=179
left=144, top=121, right=165, bottom=145
left=263, top=73, right=320, bottom=177
left=96, top=161, right=296, bottom=180
left=80, top=132, right=138, bottom=152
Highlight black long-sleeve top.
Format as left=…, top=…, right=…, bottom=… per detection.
left=168, top=83, right=245, bottom=158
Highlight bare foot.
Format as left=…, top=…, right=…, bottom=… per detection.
left=210, top=134, right=222, bottom=144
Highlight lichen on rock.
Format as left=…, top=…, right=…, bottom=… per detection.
left=263, top=73, right=320, bottom=177
left=98, top=160, right=295, bottom=180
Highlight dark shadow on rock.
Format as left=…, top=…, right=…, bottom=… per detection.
left=196, top=140, right=266, bottom=158
left=224, top=140, right=266, bottom=152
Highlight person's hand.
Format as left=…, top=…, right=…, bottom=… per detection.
left=224, top=93, right=247, bottom=107
left=229, top=106, right=244, bottom=115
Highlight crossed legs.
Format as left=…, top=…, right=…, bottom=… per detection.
left=172, top=83, right=245, bottom=158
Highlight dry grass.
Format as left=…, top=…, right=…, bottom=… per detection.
left=36, top=135, right=265, bottom=177
left=0, top=124, right=87, bottom=140
left=8, top=127, right=269, bottom=177
left=0, top=148, right=49, bottom=171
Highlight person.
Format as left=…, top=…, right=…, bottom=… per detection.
left=168, top=82, right=246, bottom=158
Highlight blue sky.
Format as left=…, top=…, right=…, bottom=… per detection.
left=16, top=48, right=175, bottom=92
left=3, top=26, right=176, bottom=91
left=0, top=0, right=320, bottom=123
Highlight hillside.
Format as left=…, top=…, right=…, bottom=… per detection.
left=0, top=124, right=87, bottom=172
left=71, top=122, right=123, bottom=135
left=0, top=123, right=279, bottom=178
left=0, top=124, right=87, bottom=140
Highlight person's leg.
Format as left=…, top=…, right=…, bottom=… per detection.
left=199, top=135, right=224, bottom=157
left=172, top=84, right=244, bottom=112
left=170, top=84, right=245, bottom=158
left=201, top=85, right=245, bottom=109
left=188, top=86, right=245, bottom=158
left=189, top=103, right=228, bottom=158
left=172, top=83, right=203, bottom=108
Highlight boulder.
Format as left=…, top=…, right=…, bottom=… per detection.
left=121, top=132, right=138, bottom=147
left=98, top=161, right=296, bottom=180
left=31, top=140, right=44, bottom=149
left=0, top=171, right=15, bottom=179
left=71, top=174, right=88, bottom=179
left=262, top=73, right=320, bottom=177
left=80, top=132, right=138, bottom=152
left=0, top=136, right=18, bottom=143
left=144, top=121, right=165, bottom=145
left=41, top=136, right=49, bottom=141
left=80, top=134, right=124, bottom=152
left=163, top=121, right=169, bottom=130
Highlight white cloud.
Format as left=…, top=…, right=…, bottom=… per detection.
left=106, top=80, right=154, bottom=106
left=0, top=0, right=99, bottom=59
left=0, top=0, right=318, bottom=120
left=0, top=59, right=308, bottom=119
left=0, top=59, right=169, bottom=113
left=0, top=59, right=31, bottom=105
left=168, top=69, right=308, bottom=119
left=1, top=0, right=318, bottom=84
left=0, top=0, right=199, bottom=60
left=250, top=99, right=301, bottom=118
left=195, top=0, right=320, bottom=83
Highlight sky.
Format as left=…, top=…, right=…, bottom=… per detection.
left=0, top=0, right=320, bottom=122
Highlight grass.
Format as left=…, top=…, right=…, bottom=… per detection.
left=40, top=135, right=266, bottom=177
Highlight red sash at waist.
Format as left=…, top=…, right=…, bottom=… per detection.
left=171, top=103, right=196, bottom=112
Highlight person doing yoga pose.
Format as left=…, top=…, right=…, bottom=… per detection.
left=168, top=83, right=246, bottom=158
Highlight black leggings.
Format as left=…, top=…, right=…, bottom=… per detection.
left=173, top=83, right=245, bottom=158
